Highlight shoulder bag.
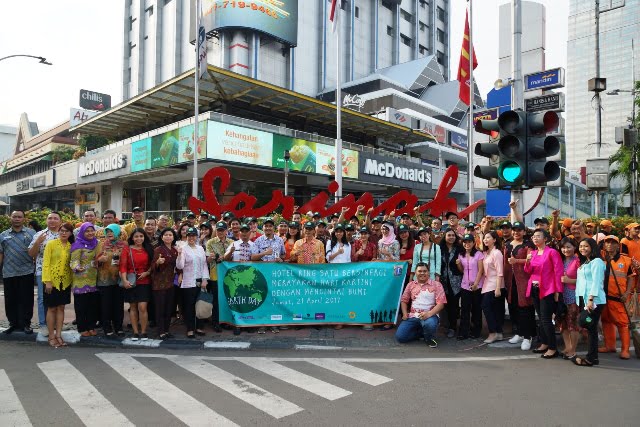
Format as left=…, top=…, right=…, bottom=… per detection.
left=119, top=246, right=137, bottom=288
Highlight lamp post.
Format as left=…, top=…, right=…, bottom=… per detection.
left=0, top=54, right=52, bottom=65
left=283, top=150, right=290, bottom=196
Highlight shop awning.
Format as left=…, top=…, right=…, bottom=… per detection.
left=70, top=65, right=429, bottom=145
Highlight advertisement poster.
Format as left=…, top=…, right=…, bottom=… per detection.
left=207, top=121, right=273, bottom=167
left=316, top=143, right=359, bottom=179
left=178, top=123, right=207, bottom=163
left=272, top=135, right=316, bottom=172
left=130, top=138, right=151, bottom=172
left=218, top=262, right=406, bottom=327
left=450, top=133, right=468, bottom=150
left=151, top=128, right=180, bottom=168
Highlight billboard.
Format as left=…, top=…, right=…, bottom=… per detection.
left=79, top=89, right=111, bottom=111
left=130, top=122, right=207, bottom=172
left=207, top=121, right=273, bottom=167
left=524, top=68, right=565, bottom=91
left=200, top=0, right=298, bottom=46
left=450, top=133, right=468, bottom=150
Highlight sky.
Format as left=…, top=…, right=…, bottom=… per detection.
left=0, top=0, right=570, bottom=131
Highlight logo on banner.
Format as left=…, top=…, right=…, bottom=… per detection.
left=421, top=123, right=446, bottom=143
left=314, top=313, right=326, bottom=320
left=223, top=265, right=268, bottom=313
left=343, top=94, right=365, bottom=110
left=293, top=314, right=303, bottom=320
left=393, top=265, right=404, bottom=276
left=393, top=112, right=407, bottom=123
left=270, top=314, right=283, bottom=321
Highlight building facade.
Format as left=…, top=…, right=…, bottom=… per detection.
left=566, top=0, right=640, bottom=172
left=123, top=0, right=452, bottom=100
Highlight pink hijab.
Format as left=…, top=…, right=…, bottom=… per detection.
left=380, top=222, right=397, bottom=245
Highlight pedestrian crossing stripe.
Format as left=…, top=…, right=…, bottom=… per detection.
left=0, top=369, right=31, bottom=426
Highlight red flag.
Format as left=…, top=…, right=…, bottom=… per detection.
left=329, top=0, right=341, bottom=32
left=457, top=10, right=478, bottom=106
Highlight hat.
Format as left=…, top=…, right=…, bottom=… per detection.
left=208, top=215, right=218, bottom=222
left=586, top=222, right=596, bottom=227
left=312, top=212, right=321, bottom=218
left=331, top=213, right=340, bottom=219
left=562, top=218, right=573, bottom=228
left=316, top=220, right=327, bottom=227
left=186, top=227, right=198, bottom=236
left=289, top=221, right=300, bottom=228
left=400, top=213, right=412, bottom=218
left=215, top=221, right=228, bottom=230
left=199, top=222, right=212, bottom=230
left=500, top=221, right=512, bottom=229
left=222, top=212, right=235, bottom=220
left=186, top=213, right=196, bottom=219
left=334, top=223, right=345, bottom=231
left=359, top=226, right=371, bottom=233
left=603, top=235, right=620, bottom=243
left=512, top=221, right=526, bottom=231
left=262, top=217, right=275, bottom=225
left=345, top=224, right=354, bottom=231
left=246, top=217, right=257, bottom=223
left=132, top=206, right=143, bottom=212
left=279, top=219, right=289, bottom=225
left=239, top=223, right=250, bottom=231
left=304, top=222, right=316, bottom=230
left=445, top=211, right=458, bottom=219
left=625, top=222, right=640, bottom=230
left=199, top=212, right=209, bottom=218
left=578, top=310, right=595, bottom=329
left=462, top=234, right=475, bottom=242
left=465, top=222, right=476, bottom=229
left=534, top=217, right=549, bottom=225
left=371, top=216, right=384, bottom=224
left=397, top=224, right=410, bottom=233
left=349, top=215, right=359, bottom=221
left=600, top=219, right=613, bottom=227
left=417, top=226, right=431, bottom=235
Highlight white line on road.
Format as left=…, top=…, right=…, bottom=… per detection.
left=203, top=341, right=251, bottom=349
left=167, top=356, right=302, bottom=419
left=37, top=359, right=132, bottom=427
left=305, top=359, right=393, bottom=386
left=97, top=353, right=239, bottom=427
left=236, top=357, right=352, bottom=401
left=0, top=369, right=32, bottom=427
left=294, top=345, right=346, bottom=350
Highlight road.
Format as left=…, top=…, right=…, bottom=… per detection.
left=0, top=341, right=638, bottom=426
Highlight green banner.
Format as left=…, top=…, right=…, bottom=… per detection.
left=217, top=261, right=407, bottom=326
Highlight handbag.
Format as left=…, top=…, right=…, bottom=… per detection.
left=195, top=289, right=214, bottom=319
left=119, top=247, right=137, bottom=288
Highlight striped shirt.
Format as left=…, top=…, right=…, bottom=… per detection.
left=0, top=227, right=36, bottom=278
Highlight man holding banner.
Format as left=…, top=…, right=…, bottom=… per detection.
left=396, top=262, right=447, bottom=348
left=291, top=222, right=326, bottom=265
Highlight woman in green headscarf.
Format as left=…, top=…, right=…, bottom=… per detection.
left=95, top=224, right=129, bottom=337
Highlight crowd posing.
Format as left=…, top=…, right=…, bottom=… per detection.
left=0, top=204, right=637, bottom=366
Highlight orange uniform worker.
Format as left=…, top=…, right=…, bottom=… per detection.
left=600, top=235, right=635, bottom=360
left=620, top=222, right=640, bottom=262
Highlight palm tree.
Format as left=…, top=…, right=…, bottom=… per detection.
left=608, top=80, right=640, bottom=196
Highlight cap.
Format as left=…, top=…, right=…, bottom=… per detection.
left=512, top=221, right=526, bottom=231
left=398, top=224, right=410, bottom=232
left=199, top=222, right=212, bottom=229
left=222, top=212, right=235, bottom=220
left=626, top=222, right=640, bottom=230
left=289, top=221, right=300, bottom=228
left=417, top=226, right=431, bottom=235
left=304, top=222, right=316, bottom=230
left=333, top=223, right=345, bottom=231
left=186, top=227, right=198, bottom=236
left=132, top=206, right=143, bottom=212
left=465, top=222, right=476, bottom=229
left=600, top=219, right=613, bottom=227
left=349, top=215, right=359, bottom=221
left=186, top=213, right=196, bottom=219
left=239, top=223, right=250, bottom=231
left=312, top=212, right=321, bottom=218
left=246, top=217, right=257, bottom=223
left=400, top=213, right=412, bottom=218
left=446, top=211, right=458, bottom=219
left=331, top=213, right=340, bottom=219
left=586, top=222, right=596, bottom=227
left=500, top=221, right=512, bottom=229
left=359, top=226, right=371, bottom=233
left=578, top=310, right=595, bottom=329
left=534, top=217, right=549, bottom=225
left=262, top=217, right=275, bottom=225
left=279, top=219, right=289, bottom=225
left=345, top=224, right=354, bottom=231
left=199, top=212, right=209, bottom=218
left=208, top=215, right=218, bottom=222
left=604, top=235, right=620, bottom=243
left=371, top=216, right=384, bottom=224
left=561, top=218, right=573, bottom=228
left=215, top=221, right=228, bottom=230
left=462, top=234, right=475, bottom=242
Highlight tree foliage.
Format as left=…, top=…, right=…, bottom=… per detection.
left=51, top=146, right=76, bottom=164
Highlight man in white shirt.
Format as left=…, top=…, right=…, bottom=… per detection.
left=251, top=218, right=285, bottom=262
left=224, top=223, right=254, bottom=261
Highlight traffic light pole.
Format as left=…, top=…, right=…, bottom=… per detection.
left=511, top=0, right=525, bottom=213
left=467, top=0, right=475, bottom=222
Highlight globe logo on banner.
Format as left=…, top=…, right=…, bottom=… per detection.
left=223, top=265, right=268, bottom=313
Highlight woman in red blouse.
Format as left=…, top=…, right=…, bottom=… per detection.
left=351, top=226, right=378, bottom=262
left=119, top=228, right=154, bottom=341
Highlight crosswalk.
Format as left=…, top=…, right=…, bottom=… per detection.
left=0, top=353, right=395, bottom=426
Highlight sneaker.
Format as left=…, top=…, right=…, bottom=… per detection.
left=495, top=333, right=504, bottom=341
left=427, top=338, right=438, bottom=348
left=508, top=334, right=523, bottom=344
left=233, top=327, right=241, bottom=336
left=257, top=327, right=266, bottom=334
left=270, top=327, right=280, bottom=334
left=39, top=326, right=49, bottom=337
left=447, top=329, right=455, bottom=338
left=362, top=325, right=374, bottom=331
left=141, top=333, right=148, bottom=341
left=131, top=334, right=140, bottom=342
left=521, top=338, right=532, bottom=351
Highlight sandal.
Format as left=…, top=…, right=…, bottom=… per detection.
left=159, top=333, right=169, bottom=340
left=48, top=338, right=60, bottom=348
left=56, top=337, right=68, bottom=347
left=572, top=357, right=594, bottom=367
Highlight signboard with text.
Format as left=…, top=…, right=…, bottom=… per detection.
left=359, top=153, right=432, bottom=191
left=524, top=68, right=565, bottom=91
left=525, top=93, right=565, bottom=112
left=70, top=108, right=99, bottom=127
left=79, top=89, right=111, bottom=111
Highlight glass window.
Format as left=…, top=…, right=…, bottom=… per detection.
left=387, top=25, right=393, bottom=36
left=419, top=21, right=427, bottom=32
left=437, top=50, right=445, bottom=65
left=382, top=0, right=394, bottom=11
left=400, top=33, right=412, bottom=47
left=437, top=6, right=445, bottom=22
left=437, top=29, right=445, bottom=43
left=401, top=9, right=412, bottom=23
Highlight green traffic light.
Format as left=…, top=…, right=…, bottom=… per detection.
left=499, top=161, right=522, bottom=183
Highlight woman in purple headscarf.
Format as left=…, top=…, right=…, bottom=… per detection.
left=70, top=222, right=99, bottom=337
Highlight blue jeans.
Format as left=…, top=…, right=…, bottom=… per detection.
left=395, top=315, right=440, bottom=343
left=36, top=275, right=46, bottom=326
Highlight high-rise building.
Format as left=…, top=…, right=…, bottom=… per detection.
left=122, top=0, right=451, bottom=100
left=566, top=0, right=640, bottom=172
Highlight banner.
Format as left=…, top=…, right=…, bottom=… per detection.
left=217, top=261, right=407, bottom=326
left=207, top=121, right=273, bottom=167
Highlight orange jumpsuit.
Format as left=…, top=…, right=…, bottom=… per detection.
left=600, top=254, right=634, bottom=358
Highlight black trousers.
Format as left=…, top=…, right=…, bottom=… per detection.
left=481, top=291, right=505, bottom=333
left=3, top=274, right=34, bottom=328
left=539, top=293, right=557, bottom=350
left=74, top=292, right=99, bottom=333
left=154, top=288, right=175, bottom=334
left=460, top=288, right=482, bottom=337
left=207, top=280, right=220, bottom=324
left=445, top=292, right=461, bottom=332
left=98, top=286, right=124, bottom=334
left=180, top=287, right=203, bottom=332
left=582, top=300, right=602, bottom=363
left=510, top=282, right=536, bottom=339
left=509, top=279, right=519, bottom=334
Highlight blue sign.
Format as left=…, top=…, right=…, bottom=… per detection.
left=485, top=190, right=511, bottom=217
left=450, top=133, right=467, bottom=150
left=525, top=68, right=565, bottom=91
left=486, top=87, right=511, bottom=109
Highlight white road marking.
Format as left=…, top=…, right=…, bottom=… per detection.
left=203, top=341, right=251, bottom=349
left=167, top=356, right=302, bottom=419
left=37, top=359, right=132, bottom=427
left=236, top=357, right=352, bottom=401
left=0, top=369, right=32, bottom=427
left=97, top=353, right=239, bottom=427
left=294, top=345, right=345, bottom=350
left=305, top=359, right=392, bottom=386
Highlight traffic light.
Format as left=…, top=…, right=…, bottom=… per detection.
left=474, top=116, right=500, bottom=188
left=496, top=110, right=528, bottom=187
left=526, top=111, right=565, bottom=187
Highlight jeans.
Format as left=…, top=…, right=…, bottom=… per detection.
left=481, top=291, right=505, bottom=333
left=98, top=286, right=124, bottom=334
left=3, top=274, right=34, bottom=328
left=460, top=288, right=482, bottom=337
left=539, top=293, right=557, bottom=350
left=395, top=315, right=440, bottom=343
left=36, top=275, right=46, bottom=326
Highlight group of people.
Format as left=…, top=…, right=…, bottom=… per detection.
left=0, top=205, right=636, bottom=365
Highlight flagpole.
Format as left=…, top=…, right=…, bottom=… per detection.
left=335, top=3, right=343, bottom=202
left=192, top=0, right=201, bottom=199
left=467, top=0, right=475, bottom=221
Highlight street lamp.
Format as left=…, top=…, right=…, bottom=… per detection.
left=0, top=54, right=52, bottom=65
left=283, top=150, right=290, bottom=196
